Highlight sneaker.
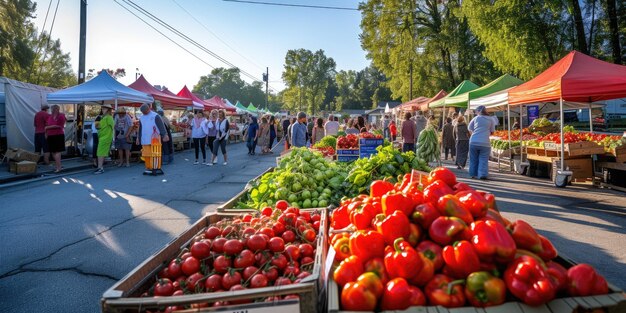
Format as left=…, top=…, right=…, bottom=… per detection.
left=213, top=160, right=217, bottom=164
left=202, top=160, right=207, bottom=165
left=94, top=168, right=104, bottom=174
left=207, top=162, right=213, bottom=166
left=223, top=162, right=228, bottom=165
left=193, top=160, right=199, bottom=165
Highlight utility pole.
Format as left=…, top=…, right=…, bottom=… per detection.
left=75, top=0, right=87, bottom=156
left=409, top=61, right=413, bottom=100
left=263, top=67, right=268, bottom=111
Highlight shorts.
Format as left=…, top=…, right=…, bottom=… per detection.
left=97, top=138, right=112, bottom=157
left=46, top=134, right=65, bottom=153
left=115, top=137, right=131, bottom=150
left=35, top=133, right=48, bottom=153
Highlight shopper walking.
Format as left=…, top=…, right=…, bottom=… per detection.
left=159, top=109, right=174, bottom=164
left=210, top=110, right=230, bottom=165
left=245, top=116, right=259, bottom=155
left=191, top=111, right=207, bottom=165
left=282, top=117, right=290, bottom=143
left=401, top=112, right=417, bottom=153
left=268, top=115, right=276, bottom=153
left=44, top=105, right=66, bottom=173
left=414, top=111, right=427, bottom=145
left=442, top=117, right=456, bottom=160
left=345, top=119, right=360, bottom=135
left=454, top=115, right=470, bottom=169
left=286, top=117, right=296, bottom=149
left=137, top=104, right=169, bottom=172
left=34, top=104, right=50, bottom=165
left=389, top=120, right=397, bottom=141
left=94, top=104, right=114, bottom=174
left=468, top=105, right=496, bottom=179
left=257, top=117, right=269, bottom=154
left=114, top=107, right=133, bottom=167
left=324, top=115, right=339, bottom=136
left=311, top=117, right=325, bottom=145
left=205, top=110, right=218, bottom=156
left=291, top=112, right=308, bottom=148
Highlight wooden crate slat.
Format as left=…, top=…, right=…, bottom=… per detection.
left=608, top=292, right=626, bottom=302
left=484, top=302, right=524, bottom=313
left=516, top=303, right=552, bottom=313
left=546, top=298, right=575, bottom=313
left=580, top=295, right=604, bottom=308
left=590, top=294, right=620, bottom=307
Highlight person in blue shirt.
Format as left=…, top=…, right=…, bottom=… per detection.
left=291, top=112, right=308, bottom=148
left=245, top=116, right=259, bottom=155
left=468, top=105, right=496, bottom=180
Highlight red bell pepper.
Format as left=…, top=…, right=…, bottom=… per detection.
left=508, top=220, right=543, bottom=254
left=546, top=261, right=568, bottom=292
left=423, top=179, right=454, bottom=204
left=333, top=255, right=364, bottom=287
left=480, top=208, right=510, bottom=226
left=332, top=236, right=351, bottom=262
left=504, top=255, right=556, bottom=305
left=411, top=202, right=441, bottom=229
left=425, top=274, right=466, bottom=308
left=428, top=216, right=471, bottom=246
left=566, top=264, right=609, bottom=296
left=340, top=281, right=378, bottom=311
left=483, top=193, right=498, bottom=211
left=453, top=182, right=472, bottom=193
left=416, top=240, right=444, bottom=270
left=536, top=235, right=558, bottom=261
left=349, top=230, right=385, bottom=263
left=407, top=223, right=423, bottom=246
left=408, top=285, right=426, bottom=306
left=384, top=238, right=423, bottom=280
left=382, top=192, right=414, bottom=216
left=330, top=204, right=350, bottom=229
left=464, top=271, right=506, bottom=307
left=442, top=240, right=481, bottom=279
left=356, top=272, right=384, bottom=298
left=348, top=201, right=375, bottom=230
left=471, top=220, right=516, bottom=263
left=408, top=253, right=434, bottom=287
left=436, top=194, right=474, bottom=224
left=370, top=180, right=394, bottom=198
left=456, top=190, right=488, bottom=219
left=364, top=257, right=389, bottom=285
left=375, top=211, right=410, bottom=245
left=380, top=278, right=413, bottom=310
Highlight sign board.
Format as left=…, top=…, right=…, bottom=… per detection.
left=337, top=155, right=358, bottom=162
left=359, top=138, right=384, bottom=158
left=543, top=141, right=558, bottom=150
left=527, top=105, right=539, bottom=124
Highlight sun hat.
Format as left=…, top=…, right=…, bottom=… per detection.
left=102, top=104, right=113, bottom=109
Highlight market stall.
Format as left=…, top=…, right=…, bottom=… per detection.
left=508, top=51, right=626, bottom=187
left=176, top=85, right=216, bottom=111
left=428, top=80, right=480, bottom=123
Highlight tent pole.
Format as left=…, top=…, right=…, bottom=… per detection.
left=589, top=102, right=593, bottom=134
left=507, top=103, right=511, bottom=151
left=560, top=98, right=565, bottom=171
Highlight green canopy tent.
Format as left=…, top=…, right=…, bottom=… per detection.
left=247, top=103, right=258, bottom=113
left=442, top=74, right=523, bottom=109
left=428, top=80, right=480, bottom=109
left=235, top=101, right=250, bottom=112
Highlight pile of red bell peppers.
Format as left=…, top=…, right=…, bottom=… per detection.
left=330, top=167, right=609, bottom=310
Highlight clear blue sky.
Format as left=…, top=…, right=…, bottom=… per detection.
left=32, top=0, right=369, bottom=93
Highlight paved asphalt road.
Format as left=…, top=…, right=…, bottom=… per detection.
left=0, top=142, right=278, bottom=313
left=1, top=143, right=624, bottom=312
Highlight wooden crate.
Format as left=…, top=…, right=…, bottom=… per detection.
left=327, top=254, right=625, bottom=313
left=102, top=210, right=328, bottom=313
left=610, top=145, right=626, bottom=163
left=544, top=141, right=605, bottom=158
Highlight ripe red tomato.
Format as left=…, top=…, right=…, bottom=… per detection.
left=284, top=264, right=301, bottom=276
left=275, top=200, right=289, bottom=211
left=223, top=239, right=244, bottom=255
left=268, top=237, right=285, bottom=252
left=246, top=234, right=267, bottom=251
left=261, top=206, right=273, bottom=216
left=242, top=266, right=259, bottom=280
left=300, top=211, right=311, bottom=222
left=221, top=271, right=242, bottom=290
left=301, top=256, right=314, bottom=266
left=204, top=226, right=221, bottom=239
left=311, top=214, right=321, bottom=222
left=181, top=257, right=200, bottom=276
left=185, top=272, right=204, bottom=291
left=212, top=238, right=227, bottom=253
left=242, top=214, right=252, bottom=222
left=258, top=227, right=275, bottom=238
left=271, top=253, right=288, bottom=270
left=250, top=273, right=269, bottom=288
left=262, top=267, right=279, bottom=282
left=154, top=278, right=174, bottom=296
left=234, top=249, right=255, bottom=268
left=242, top=227, right=255, bottom=238
left=284, top=245, right=301, bottom=261
left=299, top=243, right=315, bottom=258
left=272, top=222, right=286, bottom=236
left=275, top=277, right=292, bottom=286
left=180, top=252, right=192, bottom=260
left=221, top=226, right=234, bottom=237
left=301, top=229, right=316, bottom=243
left=255, top=251, right=270, bottom=267
left=213, top=255, right=231, bottom=274
left=282, top=230, right=296, bottom=243
left=313, top=221, right=320, bottom=231
left=190, top=241, right=211, bottom=260
left=168, top=259, right=183, bottom=278
left=205, top=274, right=222, bottom=291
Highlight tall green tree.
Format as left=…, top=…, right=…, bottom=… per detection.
left=282, top=49, right=336, bottom=115
left=193, top=67, right=267, bottom=107
left=30, top=32, right=75, bottom=87
left=0, top=0, right=36, bottom=78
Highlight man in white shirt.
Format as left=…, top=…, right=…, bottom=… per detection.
left=324, top=115, right=340, bottom=136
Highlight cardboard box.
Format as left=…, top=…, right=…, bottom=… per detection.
left=9, top=161, right=37, bottom=174
left=5, top=148, right=40, bottom=163
left=552, top=158, right=593, bottom=180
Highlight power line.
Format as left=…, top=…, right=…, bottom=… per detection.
left=112, top=0, right=216, bottom=70
left=171, top=0, right=265, bottom=71
left=120, top=0, right=279, bottom=92
left=222, top=0, right=359, bottom=11
left=36, top=0, right=60, bottom=84
left=27, top=0, right=54, bottom=80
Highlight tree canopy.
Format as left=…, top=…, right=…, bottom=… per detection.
left=192, top=67, right=267, bottom=107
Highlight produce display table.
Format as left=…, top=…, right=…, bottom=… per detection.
left=596, top=161, right=626, bottom=192
left=171, top=132, right=186, bottom=151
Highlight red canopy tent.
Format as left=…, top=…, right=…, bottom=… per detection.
left=205, top=95, right=236, bottom=113
left=398, top=96, right=429, bottom=111
left=422, top=89, right=448, bottom=111
left=176, top=85, right=217, bottom=111
left=509, top=51, right=626, bottom=104
left=508, top=51, right=626, bottom=185
left=128, top=75, right=192, bottom=109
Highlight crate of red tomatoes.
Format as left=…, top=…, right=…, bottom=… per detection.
left=101, top=203, right=328, bottom=313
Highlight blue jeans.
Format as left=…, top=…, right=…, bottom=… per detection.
left=403, top=143, right=415, bottom=153
left=469, top=144, right=490, bottom=178
left=246, top=137, right=256, bottom=154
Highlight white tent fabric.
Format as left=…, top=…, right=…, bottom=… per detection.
left=469, top=89, right=510, bottom=111
left=47, top=71, right=153, bottom=105
left=0, top=77, right=70, bottom=151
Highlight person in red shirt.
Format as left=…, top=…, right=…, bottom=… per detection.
left=34, top=104, right=50, bottom=164
left=44, top=105, right=66, bottom=173
left=389, top=119, right=397, bottom=141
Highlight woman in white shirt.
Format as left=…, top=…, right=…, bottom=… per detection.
left=209, top=110, right=230, bottom=166
left=191, top=111, right=208, bottom=164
